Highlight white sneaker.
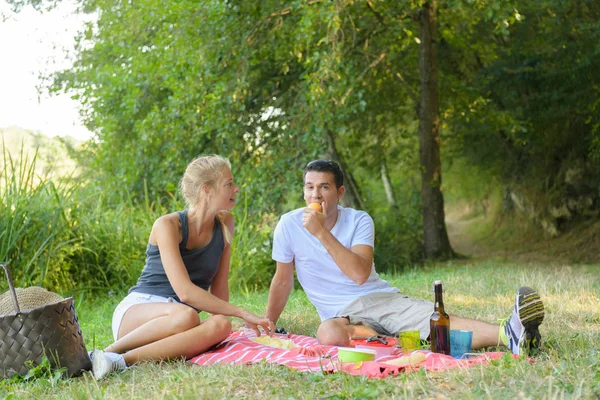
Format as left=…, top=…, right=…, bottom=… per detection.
left=92, top=350, right=127, bottom=380
left=502, top=286, right=544, bottom=356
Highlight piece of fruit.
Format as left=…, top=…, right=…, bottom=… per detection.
left=308, top=202, right=322, bottom=212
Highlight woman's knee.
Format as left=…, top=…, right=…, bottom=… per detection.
left=204, top=314, right=232, bottom=339
left=170, top=306, right=201, bottom=333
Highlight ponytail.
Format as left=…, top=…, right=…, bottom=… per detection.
left=216, top=211, right=232, bottom=244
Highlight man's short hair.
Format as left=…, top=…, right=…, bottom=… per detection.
left=304, top=159, right=344, bottom=188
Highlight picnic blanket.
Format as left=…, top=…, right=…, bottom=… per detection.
left=189, top=330, right=515, bottom=378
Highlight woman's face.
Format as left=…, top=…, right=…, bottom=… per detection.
left=213, top=168, right=239, bottom=210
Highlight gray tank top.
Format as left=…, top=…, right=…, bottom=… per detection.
left=128, top=210, right=224, bottom=304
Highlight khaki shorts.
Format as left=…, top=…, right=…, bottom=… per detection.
left=336, top=292, right=433, bottom=340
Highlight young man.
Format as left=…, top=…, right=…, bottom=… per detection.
left=265, top=159, right=544, bottom=356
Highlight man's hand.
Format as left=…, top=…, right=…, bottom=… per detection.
left=303, top=201, right=327, bottom=236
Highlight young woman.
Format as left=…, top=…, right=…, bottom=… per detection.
left=92, top=155, right=274, bottom=380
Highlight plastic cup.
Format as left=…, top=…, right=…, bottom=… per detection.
left=450, top=330, right=473, bottom=359
left=399, top=330, right=421, bottom=353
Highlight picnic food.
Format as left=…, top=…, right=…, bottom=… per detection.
left=308, top=202, right=322, bottom=212
left=251, top=335, right=296, bottom=349
left=382, top=352, right=427, bottom=366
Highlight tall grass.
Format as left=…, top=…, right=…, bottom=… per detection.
left=0, top=144, right=285, bottom=296
left=0, top=146, right=81, bottom=289
left=0, top=145, right=158, bottom=294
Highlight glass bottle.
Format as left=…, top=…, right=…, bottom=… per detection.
left=430, top=280, right=450, bottom=355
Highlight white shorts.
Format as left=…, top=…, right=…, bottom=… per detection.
left=111, top=292, right=181, bottom=341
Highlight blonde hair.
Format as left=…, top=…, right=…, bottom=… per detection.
left=180, top=155, right=233, bottom=243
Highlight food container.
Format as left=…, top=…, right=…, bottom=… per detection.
left=337, top=347, right=376, bottom=363
left=351, top=337, right=398, bottom=358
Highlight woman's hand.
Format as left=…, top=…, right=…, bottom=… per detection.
left=242, top=311, right=275, bottom=337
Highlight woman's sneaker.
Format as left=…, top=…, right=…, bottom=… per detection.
left=92, top=350, right=127, bottom=380
left=502, top=286, right=545, bottom=356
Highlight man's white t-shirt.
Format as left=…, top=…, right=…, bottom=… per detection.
left=272, top=205, right=398, bottom=321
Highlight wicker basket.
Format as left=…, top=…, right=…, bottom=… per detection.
left=0, top=264, right=92, bottom=379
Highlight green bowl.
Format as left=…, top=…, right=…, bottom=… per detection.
left=337, top=347, right=376, bottom=363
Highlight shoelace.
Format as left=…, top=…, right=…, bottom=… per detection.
left=497, top=316, right=510, bottom=347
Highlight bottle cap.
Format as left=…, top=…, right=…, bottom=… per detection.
left=434, top=280, right=443, bottom=285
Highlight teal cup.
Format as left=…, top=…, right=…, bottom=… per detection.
left=450, top=330, right=473, bottom=359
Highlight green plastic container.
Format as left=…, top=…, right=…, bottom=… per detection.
left=337, top=347, right=376, bottom=363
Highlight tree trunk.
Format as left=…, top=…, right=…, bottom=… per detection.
left=325, top=128, right=365, bottom=210
left=418, top=0, right=454, bottom=259
left=380, top=159, right=398, bottom=210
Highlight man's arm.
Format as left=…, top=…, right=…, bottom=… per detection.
left=315, top=229, right=373, bottom=285
left=265, top=261, right=295, bottom=324
left=303, top=207, right=373, bottom=285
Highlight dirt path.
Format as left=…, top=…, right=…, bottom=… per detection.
left=445, top=207, right=488, bottom=258
left=445, top=206, right=600, bottom=264
left=446, top=217, right=478, bottom=257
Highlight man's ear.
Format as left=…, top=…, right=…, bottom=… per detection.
left=337, top=185, right=346, bottom=201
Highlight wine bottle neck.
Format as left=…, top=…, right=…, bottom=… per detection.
left=434, top=285, right=445, bottom=310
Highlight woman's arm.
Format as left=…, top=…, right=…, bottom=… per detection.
left=153, top=215, right=237, bottom=315
left=209, top=212, right=234, bottom=302
left=154, top=214, right=273, bottom=335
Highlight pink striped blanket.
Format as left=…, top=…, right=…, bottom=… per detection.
left=189, top=330, right=513, bottom=378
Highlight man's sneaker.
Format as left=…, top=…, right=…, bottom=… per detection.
left=502, top=286, right=545, bottom=356
left=92, top=350, right=127, bottom=380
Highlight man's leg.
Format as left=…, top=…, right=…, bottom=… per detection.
left=316, top=287, right=544, bottom=356
left=316, top=317, right=379, bottom=347
left=450, top=286, right=545, bottom=355
left=499, top=286, right=544, bottom=356
left=449, top=314, right=500, bottom=349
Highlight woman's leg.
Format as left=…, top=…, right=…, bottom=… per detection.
left=105, top=301, right=232, bottom=364
left=122, top=314, right=231, bottom=364
left=106, top=302, right=201, bottom=354
left=93, top=304, right=231, bottom=379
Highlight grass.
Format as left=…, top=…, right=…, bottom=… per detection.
left=2, top=261, right=599, bottom=399
left=0, top=144, right=157, bottom=292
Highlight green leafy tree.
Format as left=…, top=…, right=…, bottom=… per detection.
left=16, top=0, right=594, bottom=267
left=47, top=0, right=519, bottom=261
left=443, top=0, right=600, bottom=230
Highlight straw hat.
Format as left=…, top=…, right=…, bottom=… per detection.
left=0, top=286, right=63, bottom=315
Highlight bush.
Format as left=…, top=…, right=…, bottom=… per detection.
left=0, top=146, right=159, bottom=293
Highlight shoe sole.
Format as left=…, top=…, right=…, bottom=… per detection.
left=92, top=351, right=109, bottom=380
left=517, top=286, right=544, bottom=355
